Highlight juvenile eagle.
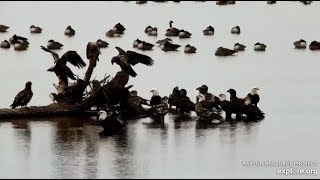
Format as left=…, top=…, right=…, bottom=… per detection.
left=10, top=81, right=33, bottom=109
left=111, top=46, right=154, bottom=77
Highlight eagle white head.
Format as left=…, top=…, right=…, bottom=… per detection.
left=197, top=93, right=206, bottom=102
left=150, top=88, right=159, bottom=96
left=251, top=87, right=260, bottom=95
left=98, top=110, right=108, bottom=121
left=218, top=94, right=226, bottom=101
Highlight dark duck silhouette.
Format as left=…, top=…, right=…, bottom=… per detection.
left=10, top=81, right=33, bottom=109
left=98, top=110, right=125, bottom=136
left=111, top=46, right=154, bottom=77
left=161, top=41, right=181, bottom=52
left=309, top=41, right=320, bottom=50
left=215, top=47, right=237, bottom=56
left=0, top=24, right=9, bottom=32
left=165, top=20, right=180, bottom=37
left=64, top=26, right=75, bottom=36
left=9, top=34, right=29, bottom=45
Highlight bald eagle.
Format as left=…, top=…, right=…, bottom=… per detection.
left=246, top=87, right=260, bottom=106
left=41, top=46, right=86, bottom=90
left=111, top=47, right=154, bottom=77
left=98, top=110, right=125, bottom=136
left=10, top=81, right=33, bottom=109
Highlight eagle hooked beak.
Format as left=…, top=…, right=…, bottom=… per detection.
left=111, top=58, right=115, bottom=65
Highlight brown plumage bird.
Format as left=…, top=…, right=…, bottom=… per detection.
left=10, top=81, right=33, bottom=109
left=111, top=47, right=154, bottom=77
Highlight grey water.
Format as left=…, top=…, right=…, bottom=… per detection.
left=0, top=1, right=319, bottom=179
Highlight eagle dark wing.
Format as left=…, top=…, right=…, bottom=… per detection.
left=40, top=46, right=59, bottom=62
left=119, top=57, right=137, bottom=77
left=125, top=51, right=154, bottom=66
left=61, top=51, right=86, bottom=69
left=63, top=66, right=77, bottom=80
left=10, top=89, right=32, bottom=108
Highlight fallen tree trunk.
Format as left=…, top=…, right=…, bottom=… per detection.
left=0, top=103, right=85, bottom=120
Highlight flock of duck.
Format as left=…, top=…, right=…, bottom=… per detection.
left=1, top=18, right=319, bottom=56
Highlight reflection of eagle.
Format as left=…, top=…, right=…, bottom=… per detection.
left=111, top=47, right=154, bottom=77
left=10, top=81, right=33, bottom=109
left=41, top=46, right=86, bottom=92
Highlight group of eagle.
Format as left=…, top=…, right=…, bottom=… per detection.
left=9, top=42, right=263, bottom=122
left=10, top=42, right=154, bottom=109
left=165, top=85, right=264, bottom=121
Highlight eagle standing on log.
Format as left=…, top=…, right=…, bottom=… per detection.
left=10, top=81, right=33, bottom=109
left=40, top=46, right=86, bottom=94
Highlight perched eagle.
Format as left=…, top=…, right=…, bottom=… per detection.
left=111, top=47, right=154, bottom=77
left=10, top=81, right=33, bottom=109
left=41, top=46, right=86, bottom=84
left=86, top=42, right=100, bottom=62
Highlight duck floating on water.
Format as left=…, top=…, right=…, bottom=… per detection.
left=133, top=39, right=142, bottom=48
left=0, top=24, right=9, bottom=32
left=203, top=26, right=214, bottom=35
left=145, top=25, right=153, bottom=33
left=254, top=42, right=267, bottom=51
left=309, top=41, right=320, bottom=50
left=267, top=1, right=276, bottom=4
left=179, top=29, right=192, bottom=38
left=0, top=40, right=10, bottom=49
left=64, top=26, right=75, bottom=36
left=165, top=20, right=180, bottom=37
left=231, top=26, right=241, bottom=34
left=234, top=43, right=246, bottom=51
left=96, top=39, right=109, bottom=48
left=161, top=41, right=181, bottom=52
left=14, top=41, right=29, bottom=51
left=215, top=47, right=237, bottom=56
left=156, top=38, right=172, bottom=46
left=30, top=25, right=42, bottom=33
left=47, top=39, right=63, bottom=50
left=184, top=44, right=197, bottom=53
left=9, top=34, right=28, bottom=45
left=293, top=39, right=307, bottom=49
left=147, top=27, right=158, bottom=36
left=138, top=41, right=154, bottom=51
left=106, top=23, right=126, bottom=37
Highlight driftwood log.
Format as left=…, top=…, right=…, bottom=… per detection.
left=0, top=42, right=135, bottom=120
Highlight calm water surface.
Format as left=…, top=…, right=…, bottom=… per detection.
left=0, top=1, right=320, bottom=178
